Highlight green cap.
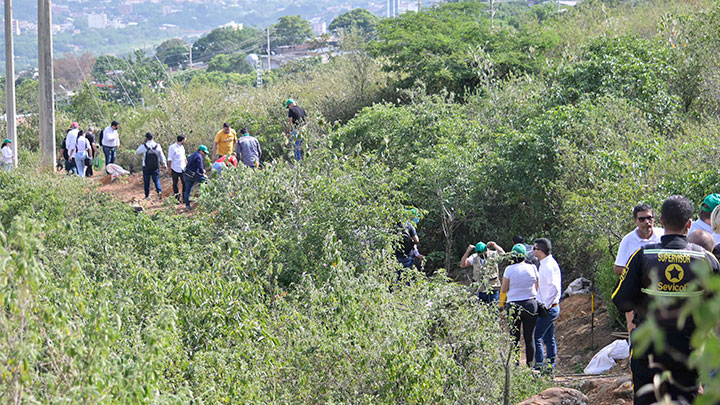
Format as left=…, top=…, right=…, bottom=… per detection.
left=511, top=243, right=527, bottom=256
left=198, top=145, right=209, bottom=154
left=475, top=242, right=487, bottom=253
left=285, top=98, right=294, bottom=108
left=702, top=194, right=720, bottom=212
left=3, top=138, right=10, bottom=144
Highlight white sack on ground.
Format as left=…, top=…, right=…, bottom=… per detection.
left=584, top=339, right=630, bottom=375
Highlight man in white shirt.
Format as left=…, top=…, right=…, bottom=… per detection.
left=688, top=193, right=720, bottom=244
left=102, top=121, right=120, bottom=172
left=167, top=135, right=187, bottom=203
left=614, top=203, right=664, bottom=335
left=533, top=237, right=562, bottom=372
left=65, top=122, right=80, bottom=175
left=135, top=132, right=167, bottom=200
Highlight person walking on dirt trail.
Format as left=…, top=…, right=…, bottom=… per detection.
left=499, top=244, right=539, bottom=367
left=285, top=99, right=306, bottom=161
left=101, top=121, right=120, bottom=171
left=612, top=195, right=719, bottom=405
left=1, top=139, right=13, bottom=172
left=460, top=241, right=504, bottom=303
left=135, top=132, right=167, bottom=200
left=236, top=127, right=262, bottom=168
left=65, top=122, right=80, bottom=175
left=688, top=193, right=720, bottom=244
left=213, top=123, right=237, bottom=161
left=183, top=145, right=209, bottom=211
left=167, top=135, right=187, bottom=203
left=533, top=237, right=561, bottom=373
left=74, top=130, right=91, bottom=178
left=614, top=203, right=663, bottom=335
left=84, top=127, right=98, bottom=177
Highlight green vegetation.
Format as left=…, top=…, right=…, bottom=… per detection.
left=4, top=0, right=720, bottom=402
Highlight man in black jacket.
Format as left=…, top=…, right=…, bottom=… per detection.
left=612, top=195, right=720, bottom=404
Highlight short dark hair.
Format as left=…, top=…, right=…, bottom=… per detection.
left=78, top=130, right=84, bottom=136
left=145, top=132, right=153, bottom=140
left=512, top=235, right=524, bottom=244
left=633, top=203, right=653, bottom=219
left=177, top=135, right=186, bottom=142
left=700, top=209, right=711, bottom=221
left=240, top=127, right=248, bottom=134
left=661, top=195, right=694, bottom=232
left=688, top=230, right=714, bottom=252
left=111, top=121, right=119, bottom=127
left=223, top=122, right=230, bottom=128
left=534, top=238, right=552, bottom=255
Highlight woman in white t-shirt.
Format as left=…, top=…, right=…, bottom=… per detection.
left=499, top=243, right=539, bottom=367
left=1, top=138, right=13, bottom=171
left=74, top=130, right=90, bottom=178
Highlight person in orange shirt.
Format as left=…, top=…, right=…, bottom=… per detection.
left=213, top=122, right=237, bottom=160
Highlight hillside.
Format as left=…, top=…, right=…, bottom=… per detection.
left=3, top=0, right=720, bottom=402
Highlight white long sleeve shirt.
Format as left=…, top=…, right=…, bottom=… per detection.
left=167, top=142, right=187, bottom=173
left=135, top=140, right=167, bottom=168
left=536, top=255, right=562, bottom=308
left=66, top=129, right=79, bottom=159
left=102, top=126, right=120, bottom=147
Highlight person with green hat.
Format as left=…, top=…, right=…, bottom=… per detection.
left=1, top=138, right=13, bottom=171
left=688, top=193, right=720, bottom=244
left=499, top=243, right=539, bottom=367
left=183, top=145, right=209, bottom=210
left=285, top=98, right=306, bottom=161
left=460, top=240, right=505, bottom=303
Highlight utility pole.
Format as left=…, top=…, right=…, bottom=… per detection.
left=490, top=0, right=495, bottom=28
left=387, top=0, right=390, bottom=17
left=4, top=0, right=17, bottom=167
left=38, top=0, right=55, bottom=167
left=189, top=44, right=192, bottom=68
left=557, top=0, right=561, bottom=13
left=266, top=27, right=271, bottom=71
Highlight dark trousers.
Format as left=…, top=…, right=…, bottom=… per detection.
left=85, top=156, right=93, bottom=177
left=508, top=299, right=538, bottom=367
left=631, top=331, right=698, bottom=405
left=183, top=173, right=205, bottom=209
left=143, top=167, right=161, bottom=197
left=171, top=170, right=185, bottom=202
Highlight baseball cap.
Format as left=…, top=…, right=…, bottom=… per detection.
left=198, top=145, right=209, bottom=154
left=3, top=138, right=11, bottom=144
left=285, top=99, right=294, bottom=108
left=701, top=193, right=720, bottom=212
left=511, top=243, right=527, bottom=256
left=71, top=122, right=79, bottom=128
left=475, top=242, right=487, bottom=253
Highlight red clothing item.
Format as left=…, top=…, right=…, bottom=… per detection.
left=216, top=155, right=237, bottom=168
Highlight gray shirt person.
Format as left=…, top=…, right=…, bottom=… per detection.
left=235, top=129, right=262, bottom=168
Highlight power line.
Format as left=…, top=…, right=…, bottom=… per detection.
left=71, top=51, right=107, bottom=123
left=102, top=55, right=137, bottom=109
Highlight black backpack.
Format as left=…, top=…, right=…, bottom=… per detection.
left=144, top=144, right=160, bottom=171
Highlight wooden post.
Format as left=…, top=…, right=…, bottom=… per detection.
left=266, top=27, right=271, bottom=71
left=38, top=0, right=55, bottom=167
left=4, top=0, right=17, bottom=167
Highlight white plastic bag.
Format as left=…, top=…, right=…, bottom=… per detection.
left=583, top=339, right=630, bottom=375
left=562, top=277, right=592, bottom=299
left=106, top=163, right=129, bottom=179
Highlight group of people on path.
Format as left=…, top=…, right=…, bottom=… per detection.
left=612, top=194, right=720, bottom=405
left=53, top=97, right=309, bottom=209
left=459, top=236, right=562, bottom=373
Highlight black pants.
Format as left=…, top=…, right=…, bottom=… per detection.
left=507, top=298, right=538, bottom=366
left=631, top=331, right=698, bottom=405
left=171, top=170, right=185, bottom=202
left=85, top=156, right=93, bottom=177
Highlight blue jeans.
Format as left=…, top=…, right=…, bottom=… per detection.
left=183, top=173, right=205, bottom=209
left=1, top=162, right=12, bottom=172
left=212, top=161, right=225, bottom=176
left=74, top=152, right=87, bottom=178
left=103, top=146, right=116, bottom=170
left=143, top=167, right=161, bottom=197
left=478, top=289, right=500, bottom=304
left=291, top=130, right=303, bottom=160
left=534, top=305, right=560, bottom=367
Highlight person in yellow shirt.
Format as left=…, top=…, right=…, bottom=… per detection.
left=213, top=122, right=237, bottom=160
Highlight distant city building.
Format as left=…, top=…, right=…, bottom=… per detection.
left=219, top=21, right=244, bottom=30
left=88, top=13, right=108, bottom=29
left=311, top=21, right=326, bottom=35
left=12, top=20, right=20, bottom=36
left=118, top=4, right=133, bottom=15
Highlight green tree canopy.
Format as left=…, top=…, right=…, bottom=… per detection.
left=192, top=26, right=263, bottom=61
left=272, top=15, right=314, bottom=47
left=328, top=8, right=379, bottom=38
left=156, top=38, right=190, bottom=68
left=207, top=53, right=254, bottom=75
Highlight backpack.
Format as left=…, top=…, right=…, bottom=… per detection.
left=144, top=144, right=160, bottom=171
left=401, top=228, right=415, bottom=257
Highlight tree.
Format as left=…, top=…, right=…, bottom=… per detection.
left=91, top=50, right=166, bottom=104
left=328, top=8, right=379, bottom=39
left=192, top=26, right=263, bottom=61
left=156, top=38, right=190, bottom=68
left=207, top=54, right=254, bottom=75
left=53, top=52, right=95, bottom=92
left=272, top=15, right=314, bottom=47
